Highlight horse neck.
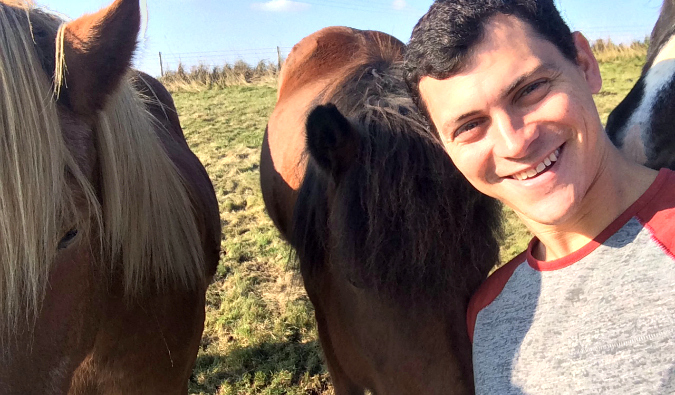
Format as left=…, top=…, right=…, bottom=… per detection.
left=646, top=1, right=675, bottom=71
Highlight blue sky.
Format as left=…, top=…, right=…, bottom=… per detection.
left=37, top=0, right=665, bottom=77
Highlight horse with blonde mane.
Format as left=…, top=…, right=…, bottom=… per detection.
left=261, top=27, right=501, bottom=394
left=0, top=0, right=220, bottom=393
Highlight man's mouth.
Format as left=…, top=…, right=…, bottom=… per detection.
left=512, top=146, right=562, bottom=181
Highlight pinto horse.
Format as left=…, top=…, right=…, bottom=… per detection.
left=0, top=0, right=220, bottom=393
left=261, top=27, right=501, bottom=394
left=606, top=0, right=675, bottom=169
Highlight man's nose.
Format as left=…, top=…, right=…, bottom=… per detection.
left=491, top=110, right=538, bottom=159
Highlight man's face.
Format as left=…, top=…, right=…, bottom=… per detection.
left=418, top=14, right=605, bottom=226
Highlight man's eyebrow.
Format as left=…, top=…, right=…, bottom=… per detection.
left=500, top=62, right=559, bottom=99
left=455, top=110, right=483, bottom=124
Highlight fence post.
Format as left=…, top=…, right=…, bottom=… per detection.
left=277, top=46, right=282, bottom=72
left=159, top=52, right=164, bottom=77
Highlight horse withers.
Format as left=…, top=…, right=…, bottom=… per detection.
left=0, top=0, right=220, bottom=393
left=606, top=0, right=675, bottom=169
left=261, top=27, right=501, bottom=394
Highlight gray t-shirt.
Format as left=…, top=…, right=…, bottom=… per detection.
left=468, top=169, right=675, bottom=394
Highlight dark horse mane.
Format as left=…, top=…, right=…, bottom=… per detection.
left=645, top=0, right=675, bottom=71
left=291, top=54, right=502, bottom=307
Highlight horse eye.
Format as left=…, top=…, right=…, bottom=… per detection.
left=57, top=228, right=79, bottom=250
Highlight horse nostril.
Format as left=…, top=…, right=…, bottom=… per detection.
left=57, top=228, right=79, bottom=250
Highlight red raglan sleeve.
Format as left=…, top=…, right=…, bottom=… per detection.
left=467, top=251, right=528, bottom=343
left=636, top=169, right=675, bottom=260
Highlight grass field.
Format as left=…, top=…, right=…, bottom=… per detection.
left=172, top=54, right=645, bottom=394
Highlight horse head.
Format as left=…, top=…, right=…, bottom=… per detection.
left=606, top=0, right=675, bottom=170
left=263, top=26, right=501, bottom=393
left=0, top=0, right=140, bottom=335
left=293, top=72, right=501, bottom=391
left=0, top=0, right=211, bottom=392
left=299, top=96, right=500, bottom=306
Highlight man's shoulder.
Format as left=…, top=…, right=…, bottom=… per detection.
left=635, top=169, right=675, bottom=255
left=466, top=250, right=529, bottom=342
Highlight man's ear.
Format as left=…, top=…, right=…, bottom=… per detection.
left=572, top=31, right=602, bottom=94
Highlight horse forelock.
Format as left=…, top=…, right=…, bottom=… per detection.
left=51, top=18, right=206, bottom=295
left=294, top=61, right=501, bottom=307
left=320, top=30, right=405, bottom=105
left=93, top=80, right=206, bottom=294
left=0, top=3, right=95, bottom=335
left=0, top=1, right=206, bottom=336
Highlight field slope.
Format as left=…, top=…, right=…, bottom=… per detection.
left=173, top=56, right=644, bottom=394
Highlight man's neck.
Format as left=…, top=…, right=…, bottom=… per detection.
left=522, top=149, right=658, bottom=261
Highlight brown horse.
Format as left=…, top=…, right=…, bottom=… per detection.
left=261, top=27, right=501, bottom=394
left=0, top=0, right=220, bottom=393
left=606, top=0, right=675, bottom=169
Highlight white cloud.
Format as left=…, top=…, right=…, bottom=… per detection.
left=251, top=0, right=311, bottom=12
left=392, top=0, right=406, bottom=10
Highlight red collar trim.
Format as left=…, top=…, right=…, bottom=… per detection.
left=527, top=168, right=669, bottom=271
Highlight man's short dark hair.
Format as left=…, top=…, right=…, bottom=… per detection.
left=404, top=0, right=578, bottom=112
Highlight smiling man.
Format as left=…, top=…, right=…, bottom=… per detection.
left=405, top=0, right=675, bottom=393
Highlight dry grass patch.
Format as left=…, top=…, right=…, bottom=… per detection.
left=592, top=38, right=648, bottom=63
left=162, top=60, right=279, bottom=92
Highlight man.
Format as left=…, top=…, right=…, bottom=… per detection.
left=404, top=0, right=675, bottom=393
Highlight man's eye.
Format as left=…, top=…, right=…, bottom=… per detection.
left=455, top=117, right=487, bottom=138
left=518, top=79, right=549, bottom=101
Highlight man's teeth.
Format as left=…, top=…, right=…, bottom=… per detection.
left=514, top=149, right=559, bottom=181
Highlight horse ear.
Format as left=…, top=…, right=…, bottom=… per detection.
left=58, top=0, right=140, bottom=116
left=305, top=104, right=360, bottom=179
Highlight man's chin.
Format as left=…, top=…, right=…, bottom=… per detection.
left=511, top=203, right=577, bottom=228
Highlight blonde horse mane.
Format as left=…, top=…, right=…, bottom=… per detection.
left=0, top=2, right=205, bottom=335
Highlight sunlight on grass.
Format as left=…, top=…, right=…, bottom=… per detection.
left=173, top=52, right=644, bottom=393
left=174, top=86, right=331, bottom=394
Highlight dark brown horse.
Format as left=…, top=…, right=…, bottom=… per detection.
left=606, top=0, right=675, bottom=169
left=0, top=0, right=220, bottom=393
left=261, top=26, right=501, bottom=394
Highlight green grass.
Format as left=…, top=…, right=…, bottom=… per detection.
left=176, top=54, right=646, bottom=394
left=595, top=56, right=645, bottom=124
left=175, top=85, right=331, bottom=394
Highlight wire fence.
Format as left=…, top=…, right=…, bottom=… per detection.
left=157, top=36, right=650, bottom=91
left=158, top=47, right=294, bottom=76
left=156, top=22, right=654, bottom=75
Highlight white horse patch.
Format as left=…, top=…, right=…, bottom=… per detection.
left=614, top=35, right=675, bottom=164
